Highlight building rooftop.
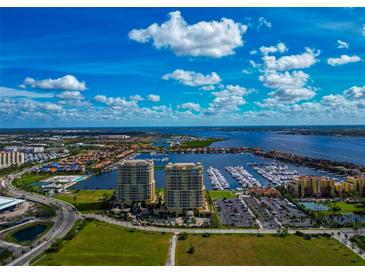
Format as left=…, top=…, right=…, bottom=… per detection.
left=165, top=162, right=202, bottom=168
left=121, top=159, right=153, bottom=165
left=0, top=196, right=25, bottom=211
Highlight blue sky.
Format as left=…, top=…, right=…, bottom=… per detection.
left=0, top=7, right=365, bottom=127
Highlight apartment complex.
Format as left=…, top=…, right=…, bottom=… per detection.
left=165, top=162, right=205, bottom=213
left=4, top=146, right=45, bottom=153
left=344, top=175, right=365, bottom=195
left=289, top=175, right=365, bottom=198
left=117, top=160, right=156, bottom=205
left=0, top=152, right=25, bottom=169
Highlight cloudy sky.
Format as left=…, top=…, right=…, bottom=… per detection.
left=1, top=7, right=365, bottom=128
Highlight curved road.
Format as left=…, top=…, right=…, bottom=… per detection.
left=1, top=168, right=80, bottom=266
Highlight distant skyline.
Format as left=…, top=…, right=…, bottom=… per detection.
left=1, top=8, right=365, bottom=128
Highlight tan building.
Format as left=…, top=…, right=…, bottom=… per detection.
left=290, top=175, right=365, bottom=198
left=291, top=176, right=337, bottom=197
left=0, top=152, right=25, bottom=169
left=346, top=176, right=365, bottom=195
left=116, top=160, right=155, bottom=205
left=165, top=162, right=205, bottom=213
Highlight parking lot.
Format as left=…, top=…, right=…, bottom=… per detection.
left=259, top=197, right=313, bottom=228
left=242, top=196, right=280, bottom=229
left=215, top=198, right=257, bottom=227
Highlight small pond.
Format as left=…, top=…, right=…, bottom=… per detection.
left=12, top=223, right=49, bottom=243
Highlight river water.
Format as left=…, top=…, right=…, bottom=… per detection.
left=154, top=129, right=365, bottom=166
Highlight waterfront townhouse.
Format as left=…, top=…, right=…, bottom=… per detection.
left=165, top=162, right=206, bottom=214
left=117, top=160, right=156, bottom=205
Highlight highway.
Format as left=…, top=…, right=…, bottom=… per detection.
left=1, top=167, right=80, bottom=266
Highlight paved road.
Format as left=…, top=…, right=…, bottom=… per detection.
left=166, top=232, right=178, bottom=266
left=1, top=168, right=80, bottom=266
left=85, top=213, right=365, bottom=235
left=334, top=231, right=365, bottom=260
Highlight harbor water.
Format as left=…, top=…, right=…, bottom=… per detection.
left=71, top=152, right=342, bottom=190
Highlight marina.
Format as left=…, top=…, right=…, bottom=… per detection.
left=251, top=163, right=298, bottom=185
left=225, top=166, right=261, bottom=188
left=206, top=166, right=230, bottom=190
left=71, top=153, right=344, bottom=191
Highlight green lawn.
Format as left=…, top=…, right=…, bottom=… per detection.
left=327, top=201, right=361, bottom=214
left=181, top=138, right=224, bottom=148
left=12, top=173, right=52, bottom=193
left=33, top=220, right=171, bottom=266
left=208, top=190, right=238, bottom=200
left=316, top=201, right=364, bottom=215
left=4, top=221, right=54, bottom=246
left=176, top=234, right=365, bottom=266
left=55, top=190, right=114, bottom=212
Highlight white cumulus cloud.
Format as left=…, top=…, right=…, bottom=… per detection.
left=327, top=55, right=361, bottom=66
left=129, top=94, right=144, bottom=101
left=207, top=85, right=248, bottom=113
left=263, top=48, right=319, bottom=71
left=93, top=95, right=138, bottom=108
left=259, top=70, right=316, bottom=104
left=22, top=75, right=87, bottom=91
left=162, top=69, right=221, bottom=87
left=56, top=91, right=84, bottom=100
left=343, top=85, right=365, bottom=99
left=259, top=42, right=287, bottom=55
left=129, top=11, right=248, bottom=58
left=178, top=102, right=201, bottom=112
left=147, top=94, right=160, bottom=102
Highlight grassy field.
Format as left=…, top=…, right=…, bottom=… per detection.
left=181, top=138, right=224, bottom=148
left=4, top=221, right=54, bottom=246
left=326, top=201, right=362, bottom=214
left=33, top=220, right=171, bottom=266
left=208, top=190, right=238, bottom=200
left=12, top=173, right=51, bottom=192
left=55, top=190, right=114, bottom=212
left=176, top=234, right=365, bottom=266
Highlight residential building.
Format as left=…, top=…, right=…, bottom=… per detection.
left=4, top=146, right=44, bottom=153
left=290, top=176, right=337, bottom=197
left=116, top=160, right=155, bottom=205
left=289, top=175, right=365, bottom=198
left=165, top=162, right=206, bottom=213
left=0, top=152, right=25, bottom=169
left=346, top=176, right=365, bottom=195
